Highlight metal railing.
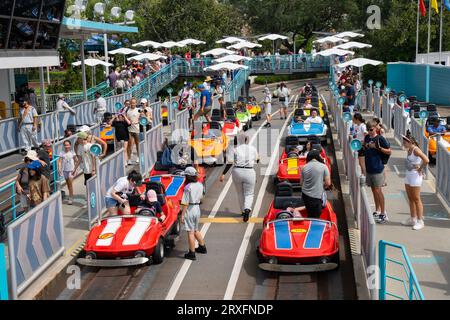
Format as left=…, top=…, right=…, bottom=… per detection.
left=410, top=117, right=429, bottom=179
left=436, top=139, right=450, bottom=208
left=379, top=240, right=425, bottom=300
left=393, top=103, right=408, bottom=144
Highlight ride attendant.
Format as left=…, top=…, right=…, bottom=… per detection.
left=17, top=99, right=39, bottom=153
left=263, top=85, right=272, bottom=128
left=401, top=134, right=429, bottom=230
left=105, top=170, right=143, bottom=215
left=220, top=134, right=260, bottom=222
left=57, top=140, right=76, bottom=205
left=55, top=94, right=75, bottom=114
left=300, top=150, right=331, bottom=219
left=279, top=82, right=290, bottom=120
left=351, top=113, right=367, bottom=176
left=364, top=120, right=392, bottom=224
left=193, top=84, right=212, bottom=122
left=27, top=160, right=50, bottom=208
left=94, top=92, right=107, bottom=124
left=181, top=167, right=207, bottom=261
left=126, top=98, right=141, bottom=165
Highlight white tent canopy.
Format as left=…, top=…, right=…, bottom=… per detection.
left=72, top=58, right=113, bottom=67
left=314, top=36, right=349, bottom=44
left=204, top=62, right=249, bottom=71
left=314, top=48, right=354, bottom=57
left=337, top=58, right=383, bottom=68
left=216, top=37, right=246, bottom=44
left=109, top=48, right=142, bottom=55
left=227, top=41, right=262, bottom=50
left=214, top=54, right=252, bottom=63
left=201, top=48, right=236, bottom=57
left=335, top=41, right=372, bottom=50
left=127, top=53, right=167, bottom=61
left=159, top=41, right=186, bottom=49
left=132, top=40, right=162, bottom=48
left=335, top=31, right=364, bottom=39
left=258, top=34, right=288, bottom=41
left=178, top=38, right=206, bottom=46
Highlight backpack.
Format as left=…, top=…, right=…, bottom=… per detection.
left=374, top=135, right=391, bottom=165
left=161, top=146, right=174, bottom=167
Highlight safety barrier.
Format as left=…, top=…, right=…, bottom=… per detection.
left=0, top=118, right=21, bottom=156
left=0, top=243, right=8, bottom=300
left=379, top=240, right=425, bottom=300
left=367, top=87, right=373, bottom=112
left=410, top=118, right=429, bottom=180
left=171, top=109, right=190, bottom=143
left=393, top=104, right=408, bottom=144
left=151, top=100, right=162, bottom=127
left=436, top=139, right=450, bottom=208
left=381, top=94, right=392, bottom=131
left=139, top=124, right=163, bottom=178
left=86, top=175, right=101, bottom=227
left=373, top=88, right=381, bottom=119
left=7, top=192, right=64, bottom=299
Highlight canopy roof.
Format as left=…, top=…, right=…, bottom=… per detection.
left=337, top=58, right=383, bottom=68
left=204, top=62, right=249, bottom=71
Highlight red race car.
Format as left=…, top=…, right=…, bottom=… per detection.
left=257, top=182, right=339, bottom=272
left=77, top=176, right=186, bottom=268
left=275, top=136, right=331, bottom=188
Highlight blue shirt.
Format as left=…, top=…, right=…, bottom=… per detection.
left=200, top=90, right=212, bottom=108
left=427, top=125, right=446, bottom=134
left=364, top=135, right=390, bottom=174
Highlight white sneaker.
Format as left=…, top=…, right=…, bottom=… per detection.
left=127, top=160, right=133, bottom=165
left=413, top=220, right=424, bottom=230
left=135, top=159, right=140, bottom=164
left=402, top=217, right=417, bottom=226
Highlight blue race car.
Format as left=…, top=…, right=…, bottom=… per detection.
left=288, top=108, right=328, bottom=145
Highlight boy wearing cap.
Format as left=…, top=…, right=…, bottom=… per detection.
left=181, top=167, right=207, bottom=260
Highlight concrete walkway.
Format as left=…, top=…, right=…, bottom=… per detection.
left=335, top=108, right=450, bottom=300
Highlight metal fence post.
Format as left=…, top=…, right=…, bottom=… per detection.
left=378, top=240, right=386, bottom=300
left=0, top=243, right=8, bottom=300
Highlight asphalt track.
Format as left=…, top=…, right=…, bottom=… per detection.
left=49, top=79, right=357, bottom=300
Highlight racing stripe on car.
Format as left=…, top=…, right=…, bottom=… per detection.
left=287, top=158, right=298, bottom=175
left=149, top=176, right=162, bottom=183
left=304, top=220, right=327, bottom=249
left=122, top=217, right=154, bottom=246
left=165, top=176, right=185, bottom=196
left=96, top=217, right=122, bottom=247
left=274, top=220, right=292, bottom=250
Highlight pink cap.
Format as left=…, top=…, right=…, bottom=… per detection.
left=146, top=189, right=158, bottom=202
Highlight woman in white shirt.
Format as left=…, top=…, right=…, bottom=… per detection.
left=105, top=171, right=143, bottom=215
left=58, top=140, right=76, bottom=205
left=279, top=82, right=290, bottom=120
left=351, top=113, right=367, bottom=175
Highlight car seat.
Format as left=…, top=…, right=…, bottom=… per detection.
left=273, top=182, right=304, bottom=210
left=211, top=109, right=223, bottom=122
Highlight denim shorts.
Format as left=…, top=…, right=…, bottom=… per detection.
left=105, top=197, right=119, bottom=208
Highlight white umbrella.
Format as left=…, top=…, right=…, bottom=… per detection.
left=109, top=48, right=142, bottom=55
left=127, top=53, right=167, bottom=61
left=72, top=58, right=113, bottom=67
left=204, top=62, right=249, bottom=71
left=214, top=54, right=252, bottom=63
left=227, top=41, right=262, bottom=50
left=160, top=41, right=186, bottom=49
left=257, top=34, right=288, bottom=54
left=201, top=48, right=236, bottom=57
left=337, top=58, right=383, bottom=68
left=335, top=41, right=372, bottom=50
left=216, top=37, right=246, bottom=44
left=132, top=40, right=162, bottom=48
left=314, top=48, right=354, bottom=57
left=178, top=38, right=206, bottom=46
left=314, top=36, right=349, bottom=44
left=335, top=31, right=364, bottom=39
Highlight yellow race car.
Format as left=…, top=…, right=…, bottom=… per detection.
left=425, top=117, right=450, bottom=158
left=189, top=122, right=230, bottom=166
left=239, top=96, right=262, bottom=121
left=298, top=95, right=325, bottom=117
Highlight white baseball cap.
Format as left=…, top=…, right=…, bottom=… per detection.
left=184, top=167, right=198, bottom=177
left=78, top=125, right=91, bottom=133
left=140, top=98, right=148, bottom=104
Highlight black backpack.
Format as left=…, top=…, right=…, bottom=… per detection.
left=374, top=135, right=391, bottom=165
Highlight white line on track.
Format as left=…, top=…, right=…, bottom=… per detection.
left=393, top=165, right=400, bottom=176
left=223, top=99, right=295, bottom=300
left=165, top=104, right=285, bottom=300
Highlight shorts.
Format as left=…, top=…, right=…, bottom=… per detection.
left=128, top=132, right=139, bottom=140
left=302, top=193, right=323, bottom=219
left=366, top=172, right=385, bottom=188
left=405, top=171, right=423, bottom=187
left=20, top=193, right=29, bottom=209
left=63, top=171, right=74, bottom=180
left=196, top=107, right=212, bottom=117
left=358, top=148, right=365, bottom=157
left=84, top=173, right=93, bottom=186
left=184, top=208, right=200, bottom=232
left=105, top=197, right=119, bottom=208
left=266, top=103, right=272, bottom=115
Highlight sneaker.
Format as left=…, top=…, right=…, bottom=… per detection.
left=243, top=209, right=251, bottom=223
left=372, top=212, right=380, bottom=219
left=184, top=251, right=196, bottom=260
left=127, top=160, right=133, bottom=165
left=195, top=245, right=207, bottom=254
left=413, top=220, right=424, bottom=230
left=402, top=217, right=417, bottom=226
left=375, top=213, right=388, bottom=224
left=68, top=198, right=73, bottom=205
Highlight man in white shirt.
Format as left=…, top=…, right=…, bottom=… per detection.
left=94, top=92, right=107, bottom=124
left=55, top=94, right=75, bottom=114
left=203, top=76, right=213, bottom=91
left=18, top=99, right=39, bottom=152
left=263, top=85, right=272, bottom=128
left=304, top=110, right=323, bottom=124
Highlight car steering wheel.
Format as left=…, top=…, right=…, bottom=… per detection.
left=276, top=211, right=294, bottom=220
left=287, top=152, right=298, bottom=159
left=138, top=208, right=157, bottom=217
left=172, top=169, right=185, bottom=176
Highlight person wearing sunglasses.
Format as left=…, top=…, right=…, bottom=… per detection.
left=364, top=120, right=391, bottom=224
